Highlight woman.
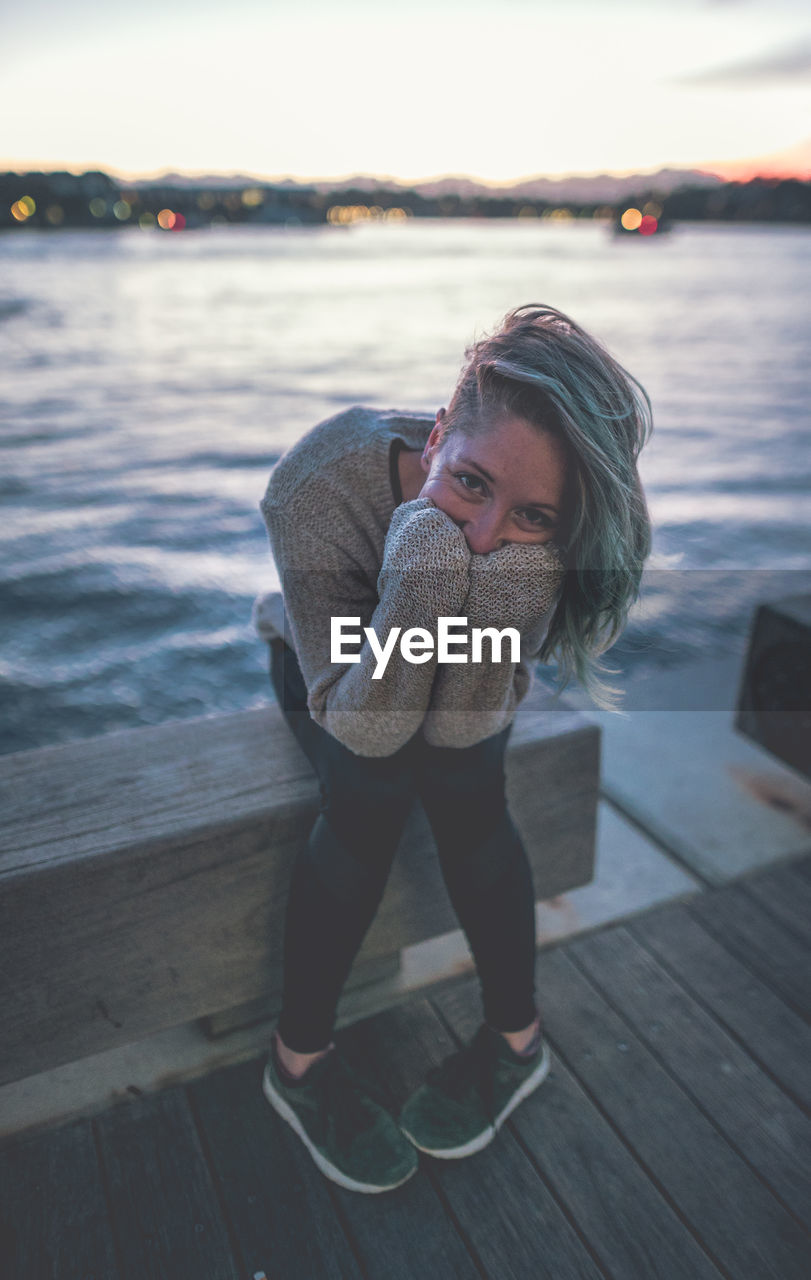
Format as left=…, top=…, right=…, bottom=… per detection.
left=256, top=303, right=653, bottom=1194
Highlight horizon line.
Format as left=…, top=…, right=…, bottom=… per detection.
left=1, top=154, right=809, bottom=186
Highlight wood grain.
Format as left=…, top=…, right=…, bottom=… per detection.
left=0, top=1117, right=120, bottom=1280
left=0, top=688, right=599, bottom=1085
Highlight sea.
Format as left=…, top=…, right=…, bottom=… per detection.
left=1, top=217, right=809, bottom=755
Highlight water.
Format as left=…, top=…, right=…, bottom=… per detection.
left=1, top=219, right=809, bottom=755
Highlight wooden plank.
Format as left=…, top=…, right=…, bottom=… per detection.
left=94, top=1086, right=240, bottom=1280
left=628, top=900, right=811, bottom=1110
left=568, top=924, right=811, bottom=1231
left=201, top=954, right=402, bottom=1039
left=0, top=706, right=312, bottom=873
left=791, top=852, right=811, bottom=882
left=187, top=1057, right=364, bottom=1280
left=688, top=884, right=811, bottom=1020
left=0, top=1116, right=119, bottom=1280
left=0, top=818, right=305, bottom=1086
left=341, top=999, right=606, bottom=1280
left=739, top=861, right=811, bottom=945
left=0, top=694, right=594, bottom=876
left=734, top=592, right=811, bottom=778
left=530, top=944, right=811, bottom=1280
left=429, top=975, right=724, bottom=1280
left=0, top=691, right=598, bottom=1085
left=506, top=699, right=600, bottom=900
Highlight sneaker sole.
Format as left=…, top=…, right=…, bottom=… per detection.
left=262, top=1063, right=418, bottom=1194
left=399, top=1038, right=552, bottom=1159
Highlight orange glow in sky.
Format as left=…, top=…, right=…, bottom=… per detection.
left=705, top=139, right=811, bottom=183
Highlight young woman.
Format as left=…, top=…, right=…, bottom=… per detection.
left=256, top=303, right=653, bottom=1194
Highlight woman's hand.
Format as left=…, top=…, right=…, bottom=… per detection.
left=464, top=539, right=566, bottom=654
left=419, top=536, right=565, bottom=750
left=378, top=496, right=470, bottom=609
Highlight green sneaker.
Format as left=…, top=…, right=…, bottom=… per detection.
left=398, top=1022, right=551, bottom=1159
left=262, top=1034, right=418, bottom=1193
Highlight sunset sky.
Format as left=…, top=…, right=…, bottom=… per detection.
left=3, top=0, right=810, bottom=183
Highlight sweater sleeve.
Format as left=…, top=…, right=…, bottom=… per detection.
left=262, top=494, right=470, bottom=757
left=421, top=539, right=566, bottom=749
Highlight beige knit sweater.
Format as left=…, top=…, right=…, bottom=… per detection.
left=256, top=405, right=565, bottom=756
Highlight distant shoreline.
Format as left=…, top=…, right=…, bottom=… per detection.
left=3, top=169, right=810, bottom=233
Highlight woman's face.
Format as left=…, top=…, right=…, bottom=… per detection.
left=419, top=409, right=568, bottom=555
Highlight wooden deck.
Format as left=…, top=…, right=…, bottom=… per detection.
left=1, top=852, right=810, bottom=1280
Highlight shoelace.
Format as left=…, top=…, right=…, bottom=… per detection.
left=423, top=1024, right=500, bottom=1124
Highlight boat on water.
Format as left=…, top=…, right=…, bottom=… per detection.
left=611, top=202, right=673, bottom=237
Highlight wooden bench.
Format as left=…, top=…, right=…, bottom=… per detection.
left=735, top=591, right=811, bottom=779
left=0, top=683, right=600, bottom=1087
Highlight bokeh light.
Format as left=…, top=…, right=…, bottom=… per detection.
left=621, top=207, right=642, bottom=231
left=11, top=195, right=37, bottom=221
left=10, top=201, right=29, bottom=222
left=326, top=203, right=410, bottom=225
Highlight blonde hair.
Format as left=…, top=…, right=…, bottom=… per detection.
left=443, top=303, right=654, bottom=711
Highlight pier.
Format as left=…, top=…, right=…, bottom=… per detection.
left=1, top=618, right=809, bottom=1278
left=1, top=853, right=809, bottom=1278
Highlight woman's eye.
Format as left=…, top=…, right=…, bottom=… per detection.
left=455, top=472, right=485, bottom=493
left=517, top=508, right=551, bottom=528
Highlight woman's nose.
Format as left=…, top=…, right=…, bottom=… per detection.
left=459, top=513, right=506, bottom=556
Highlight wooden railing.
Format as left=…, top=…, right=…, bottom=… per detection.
left=0, top=683, right=600, bottom=1087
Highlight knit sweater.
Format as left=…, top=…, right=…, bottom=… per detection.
left=256, top=405, right=566, bottom=756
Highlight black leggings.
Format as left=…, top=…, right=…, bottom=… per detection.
left=270, top=639, right=539, bottom=1053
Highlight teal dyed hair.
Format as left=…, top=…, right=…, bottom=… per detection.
left=443, top=303, right=654, bottom=712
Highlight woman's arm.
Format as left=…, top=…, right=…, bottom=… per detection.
left=264, top=495, right=471, bottom=756
left=421, top=539, right=565, bottom=749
